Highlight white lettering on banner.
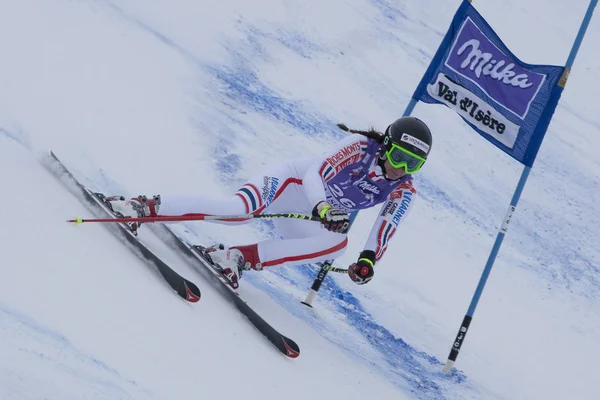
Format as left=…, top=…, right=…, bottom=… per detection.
left=457, top=39, right=534, bottom=88
left=427, top=73, right=519, bottom=149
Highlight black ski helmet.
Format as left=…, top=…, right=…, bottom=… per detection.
left=382, top=116, right=432, bottom=159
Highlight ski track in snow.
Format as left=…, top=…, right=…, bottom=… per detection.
left=0, top=126, right=30, bottom=150
left=208, top=63, right=333, bottom=138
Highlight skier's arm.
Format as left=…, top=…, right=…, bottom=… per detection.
left=363, top=181, right=418, bottom=263
left=302, top=134, right=369, bottom=206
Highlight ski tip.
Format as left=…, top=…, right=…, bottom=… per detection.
left=184, top=281, right=201, bottom=303
left=68, top=217, right=83, bottom=225
left=282, top=337, right=300, bottom=358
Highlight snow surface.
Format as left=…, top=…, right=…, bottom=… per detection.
left=1, top=0, right=599, bottom=399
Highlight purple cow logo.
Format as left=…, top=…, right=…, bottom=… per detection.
left=445, top=17, right=545, bottom=119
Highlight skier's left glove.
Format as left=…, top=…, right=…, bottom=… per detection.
left=348, top=250, right=375, bottom=285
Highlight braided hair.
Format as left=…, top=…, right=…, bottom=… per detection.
left=336, top=123, right=385, bottom=144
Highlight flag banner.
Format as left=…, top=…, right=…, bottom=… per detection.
left=413, top=0, right=567, bottom=166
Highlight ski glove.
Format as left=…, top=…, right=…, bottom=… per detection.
left=348, top=250, right=375, bottom=285
left=313, top=201, right=350, bottom=234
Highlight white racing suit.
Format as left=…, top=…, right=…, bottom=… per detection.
left=159, top=134, right=417, bottom=269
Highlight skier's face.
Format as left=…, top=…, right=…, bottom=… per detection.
left=383, top=159, right=407, bottom=180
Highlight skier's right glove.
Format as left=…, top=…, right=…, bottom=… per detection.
left=313, top=201, right=350, bottom=234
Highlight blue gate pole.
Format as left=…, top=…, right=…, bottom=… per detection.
left=443, top=0, right=598, bottom=374
left=403, top=98, right=418, bottom=116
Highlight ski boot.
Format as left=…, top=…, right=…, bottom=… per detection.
left=101, top=194, right=161, bottom=236
left=202, top=244, right=249, bottom=289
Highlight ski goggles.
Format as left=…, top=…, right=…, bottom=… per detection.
left=385, top=143, right=426, bottom=173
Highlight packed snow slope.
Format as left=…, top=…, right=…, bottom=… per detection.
left=1, top=0, right=599, bottom=399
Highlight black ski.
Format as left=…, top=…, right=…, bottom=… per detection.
left=160, top=227, right=300, bottom=358
left=46, top=151, right=201, bottom=303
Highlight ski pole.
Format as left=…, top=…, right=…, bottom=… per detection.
left=301, top=211, right=357, bottom=307
left=300, top=261, right=348, bottom=307
left=67, top=213, right=321, bottom=225
left=321, top=264, right=348, bottom=274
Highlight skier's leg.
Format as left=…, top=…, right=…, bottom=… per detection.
left=262, top=230, right=347, bottom=267
left=230, top=225, right=347, bottom=270
left=157, top=159, right=306, bottom=224
left=204, top=229, right=346, bottom=287
left=228, top=158, right=349, bottom=270
left=159, top=194, right=247, bottom=221
left=191, top=159, right=316, bottom=279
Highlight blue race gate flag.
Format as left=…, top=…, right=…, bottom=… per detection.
left=412, top=0, right=567, bottom=166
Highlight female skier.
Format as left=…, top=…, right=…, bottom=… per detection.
left=108, top=116, right=432, bottom=287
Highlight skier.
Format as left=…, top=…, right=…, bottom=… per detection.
left=108, top=116, right=432, bottom=287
